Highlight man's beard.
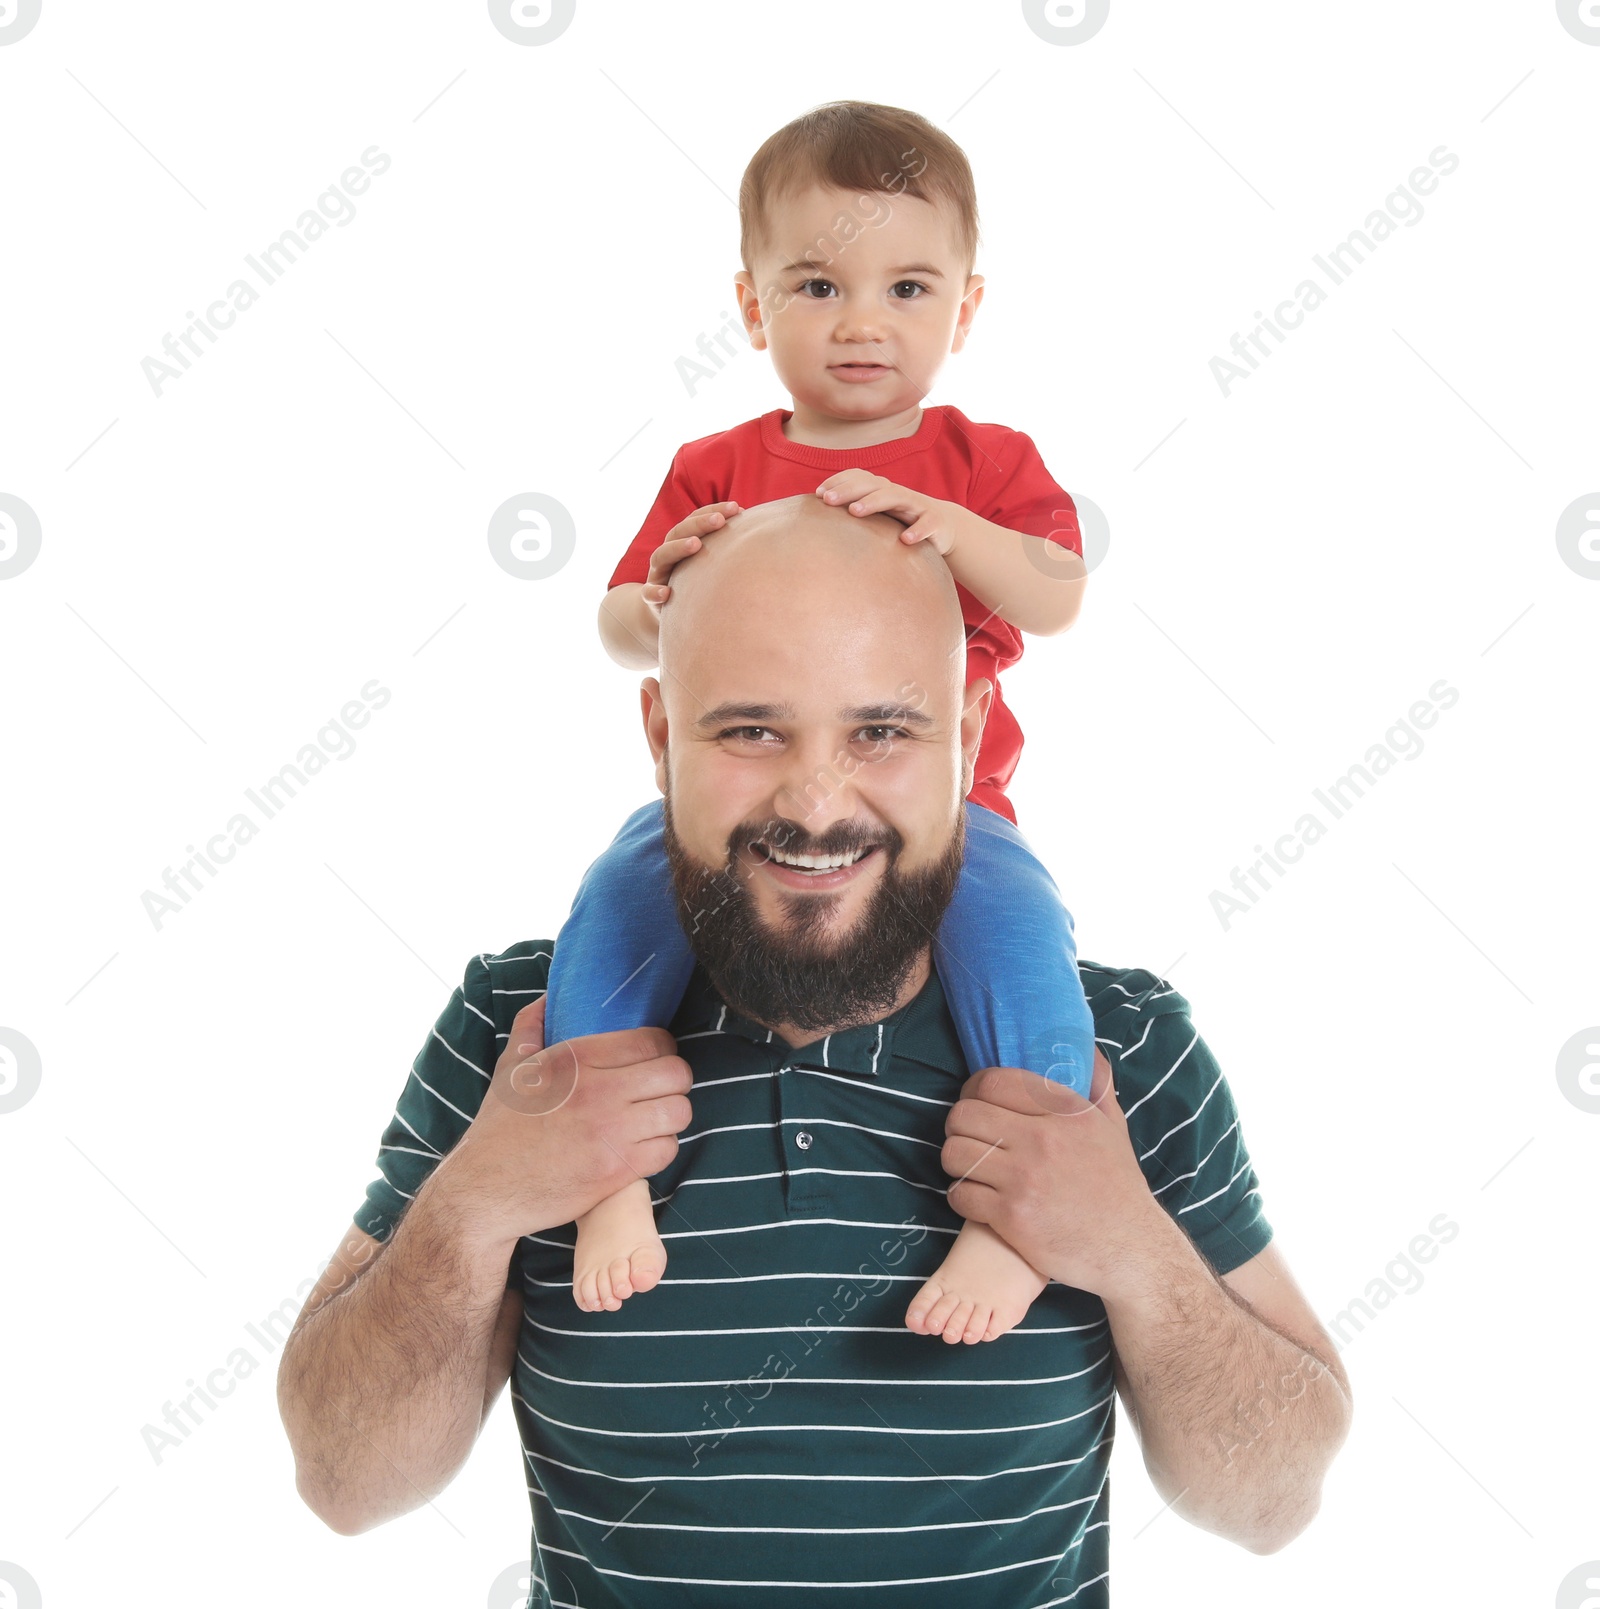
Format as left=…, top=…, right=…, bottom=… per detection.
left=662, top=792, right=964, bottom=1037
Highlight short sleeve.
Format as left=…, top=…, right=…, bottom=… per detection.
left=352, top=952, right=500, bottom=1244
left=1102, top=986, right=1273, bottom=1277
left=969, top=428, right=1081, bottom=554
left=606, top=446, right=716, bottom=589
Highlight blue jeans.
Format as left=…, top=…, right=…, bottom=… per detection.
left=544, top=799, right=1095, bottom=1095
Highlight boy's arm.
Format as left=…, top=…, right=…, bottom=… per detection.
left=817, top=474, right=1086, bottom=637
left=596, top=504, right=739, bottom=670
left=938, top=505, right=1086, bottom=637
left=598, top=583, right=661, bottom=670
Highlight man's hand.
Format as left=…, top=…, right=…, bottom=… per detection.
left=940, top=1050, right=1171, bottom=1300
left=442, top=996, right=695, bottom=1247
left=642, top=501, right=741, bottom=613
left=815, top=472, right=959, bottom=554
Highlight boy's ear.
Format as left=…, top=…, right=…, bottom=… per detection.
left=641, top=677, right=670, bottom=795
left=959, top=677, right=992, bottom=794
left=950, top=274, right=985, bottom=354
left=733, top=271, right=768, bottom=352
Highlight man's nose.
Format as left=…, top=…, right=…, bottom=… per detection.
left=768, top=737, right=863, bottom=840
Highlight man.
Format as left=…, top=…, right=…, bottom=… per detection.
left=277, top=496, right=1351, bottom=1606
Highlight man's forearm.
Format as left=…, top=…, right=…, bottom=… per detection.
left=1103, top=1215, right=1352, bottom=1553
left=277, top=1160, right=518, bottom=1535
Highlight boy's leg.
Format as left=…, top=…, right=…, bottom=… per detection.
left=933, top=802, right=1096, bottom=1096
left=544, top=799, right=697, bottom=1312
left=907, top=801, right=1097, bottom=1345
left=545, top=799, right=697, bottom=1046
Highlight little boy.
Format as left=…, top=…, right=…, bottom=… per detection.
left=546, top=100, right=1092, bottom=1346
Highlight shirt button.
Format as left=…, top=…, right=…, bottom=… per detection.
left=794, top=1130, right=813, bottom=1150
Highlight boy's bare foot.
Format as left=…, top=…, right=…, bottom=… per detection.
left=905, top=1219, right=1049, bottom=1344
left=573, top=1177, right=668, bottom=1312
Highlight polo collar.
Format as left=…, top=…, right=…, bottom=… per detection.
left=669, top=962, right=965, bottom=1079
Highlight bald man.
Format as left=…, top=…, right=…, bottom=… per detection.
left=279, top=496, right=1351, bottom=1606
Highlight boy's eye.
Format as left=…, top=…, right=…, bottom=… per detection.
left=797, top=279, right=837, bottom=299
left=890, top=280, right=929, bottom=299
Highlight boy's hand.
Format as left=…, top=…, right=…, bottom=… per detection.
left=643, top=502, right=740, bottom=610
left=815, top=472, right=961, bottom=555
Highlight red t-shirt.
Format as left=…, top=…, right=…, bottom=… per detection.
left=607, top=405, right=1080, bottom=825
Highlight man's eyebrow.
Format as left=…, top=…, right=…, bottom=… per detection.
left=694, top=701, right=935, bottom=730
left=841, top=703, right=935, bottom=729
left=695, top=702, right=798, bottom=731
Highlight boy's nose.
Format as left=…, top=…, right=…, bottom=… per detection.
left=833, top=308, right=887, bottom=345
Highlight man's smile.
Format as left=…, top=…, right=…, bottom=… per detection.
left=746, top=838, right=884, bottom=891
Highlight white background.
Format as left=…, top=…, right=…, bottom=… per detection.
left=1, top=1, right=1596, bottom=1605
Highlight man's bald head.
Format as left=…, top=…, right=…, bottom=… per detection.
left=658, top=495, right=966, bottom=701
left=641, top=493, right=986, bottom=1042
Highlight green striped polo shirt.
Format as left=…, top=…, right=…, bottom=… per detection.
left=354, top=940, right=1272, bottom=1608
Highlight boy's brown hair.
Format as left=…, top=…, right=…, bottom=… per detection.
left=738, top=100, right=980, bottom=278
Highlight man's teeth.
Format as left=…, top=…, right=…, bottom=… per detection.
left=766, top=846, right=868, bottom=870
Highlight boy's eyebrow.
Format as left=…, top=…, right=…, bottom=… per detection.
left=773, top=260, right=947, bottom=278
left=696, top=701, right=934, bottom=730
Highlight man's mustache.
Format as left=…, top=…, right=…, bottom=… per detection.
left=735, top=820, right=903, bottom=863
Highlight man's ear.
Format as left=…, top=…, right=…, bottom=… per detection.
left=950, top=274, right=985, bottom=354
left=733, top=271, right=768, bottom=353
left=641, top=677, right=670, bottom=796
left=959, top=676, right=992, bottom=795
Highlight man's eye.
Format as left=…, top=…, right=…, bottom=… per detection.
left=797, top=279, right=837, bottom=299
left=723, top=726, right=778, bottom=743
left=856, top=726, right=905, bottom=746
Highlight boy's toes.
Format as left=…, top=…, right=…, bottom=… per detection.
left=607, top=1256, right=635, bottom=1303
left=960, top=1304, right=993, bottom=1346
left=924, top=1288, right=964, bottom=1337
left=905, top=1279, right=944, bottom=1333
left=940, top=1299, right=978, bottom=1345
left=629, top=1242, right=668, bottom=1295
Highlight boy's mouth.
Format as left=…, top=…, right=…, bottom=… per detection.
left=830, top=362, right=892, bottom=381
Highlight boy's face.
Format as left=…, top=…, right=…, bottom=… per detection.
left=734, top=185, right=983, bottom=423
